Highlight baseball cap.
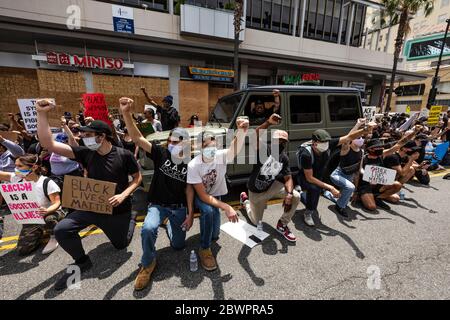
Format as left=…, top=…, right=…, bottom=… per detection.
left=403, top=141, right=422, bottom=152
left=312, top=129, right=331, bottom=142
left=272, top=130, right=289, bottom=141
left=169, top=127, right=190, bottom=142
left=366, top=139, right=384, bottom=149
left=163, top=95, right=173, bottom=105
left=55, top=133, right=68, bottom=143
left=79, top=120, right=112, bottom=136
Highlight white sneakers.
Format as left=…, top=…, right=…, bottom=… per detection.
left=304, top=210, right=315, bottom=227
left=42, top=235, right=59, bottom=255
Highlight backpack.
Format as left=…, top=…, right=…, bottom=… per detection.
left=43, top=177, right=55, bottom=202
left=296, top=141, right=331, bottom=171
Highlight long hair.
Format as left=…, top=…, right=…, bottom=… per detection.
left=17, top=154, right=42, bottom=176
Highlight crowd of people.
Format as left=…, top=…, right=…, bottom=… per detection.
left=0, top=92, right=449, bottom=292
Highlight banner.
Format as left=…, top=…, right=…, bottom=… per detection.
left=0, top=131, right=19, bottom=142
left=0, top=182, right=45, bottom=225
left=62, top=176, right=116, bottom=214
left=82, top=93, right=111, bottom=125
left=137, top=122, right=155, bottom=137
left=363, top=165, right=397, bottom=185
left=427, top=106, right=442, bottom=126
left=17, top=98, right=55, bottom=134
left=362, top=106, right=376, bottom=122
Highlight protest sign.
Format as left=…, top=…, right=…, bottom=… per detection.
left=0, top=131, right=19, bottom=142
left=362, top=106, right=376, bottom=122
left=17, top=98, right=55, bottom=134
left=220, top=219, right=270, bottom=248
left=363, top=165, right=397, bottom=185
left=82, top=93, right=111, bottom=125
left=427, top=106, right=442, bottom=126
left=62, top=176, right=116, bottom=214
left=405, top=106, right=411, bottom=114
left=0, top=182, right=45, bottom=225
left=137, top=122, right=155, bottom=136
left=398, top=112, right=419, bottom=132
left=108, top=106, right=120, bottom=120
left=431, top=142, right=449, bottom=165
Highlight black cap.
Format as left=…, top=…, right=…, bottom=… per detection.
left=312, top=129, right=331, bottom=142
left=79, top=120, right=112, bottom=136
left=403, top=141, right=422, bottom=151
left=366, top=139, right=384, bottom=149
left=415, top=133, right=428, bottom=140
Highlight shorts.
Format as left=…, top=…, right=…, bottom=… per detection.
left=358, top=183, right=382, bottom=196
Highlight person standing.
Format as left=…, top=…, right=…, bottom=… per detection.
left=119, top=97, right=194, bottom=291
left=143, top=106, right=163, bottom=132
left=141, top=87, right=180, bottom=131
left=36, top=99, right=142, bottom=291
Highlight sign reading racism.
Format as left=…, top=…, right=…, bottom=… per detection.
left=17, top=98, right=55, bottom=134
left=62, top=176, right=116, bottom=214
left=82, top=93, right=111, bottom=125
left=363, top=165, right=397, bottom=185
left=0, top=182, right=45, bottom=225
left=362, top=106, right=376, bottom=122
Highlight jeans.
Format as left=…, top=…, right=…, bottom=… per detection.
left=297, top=172, right=322, bottom=211
left=141, top=205, right=187, bottom=267
left=329, top=167, right=356, bottom=209
left=195, top=196, right=221, bottom=250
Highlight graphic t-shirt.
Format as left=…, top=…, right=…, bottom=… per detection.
left=146, top=142, right=188, bottom=205
left=71, top=146, right=140, bottom=215
left=298, top=138, right=340, bottom=180
left=187, top=149, right=229, bottom=197
left=10, top=175, right=60, bottom=209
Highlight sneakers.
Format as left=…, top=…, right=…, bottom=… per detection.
left=303, top=210, right=315, bottom=227
left=54, top=256, right=93, bottom=291
left=240, top=192, right=249, bottom=205
left=198, top=248, right=217, bottom=271
left=375, top=198, right=391, bottom=210
left=276, top=220, right=297, bottom=242
left=42, top=235, right=59, bottom=254
left=134, top=260, right=157, bottom=291
left=334, top=205, right=349, bottom=218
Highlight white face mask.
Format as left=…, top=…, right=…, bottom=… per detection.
left=168, top=144, right=183, bottom=157
left=316, top=142, right=329, bottom=153
left=352, top=138, right=365, bottom=148
left=83, top=136, right=101, bottom=151
left=202, top=147, right=217, bottom=160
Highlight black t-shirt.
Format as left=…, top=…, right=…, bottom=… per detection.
left=71, top=145, right=140, bottom=215
left=146, top=142, right=187, bottom=205
left=298, top=138, right=340, bottom=180
left=249, top=106, right=278, bottom=126
left=339, top=147, right=362, bottom=174
left=247, top=145, right=291, bottom=193
left=383, top=153, right=406, bottom=169
left=156, top=105, right=180, bottom=131
left=122, top=139, right=136, bottom=154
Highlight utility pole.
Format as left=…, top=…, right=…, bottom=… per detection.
left=233, top=0, right=244, bottom=91
left=426, top=18, right=450, bottom=109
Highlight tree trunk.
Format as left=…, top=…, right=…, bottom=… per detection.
left=233, top=1, right=243, bottom=91
left=384, top=9, right=409, bottom=113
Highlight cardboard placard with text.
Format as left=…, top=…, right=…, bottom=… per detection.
left=363, top=165, right=397, bottom=185
left=17, top=98, right=55, bottom=134
left=62, top=176, right=117, bottom=214
left=362, top=106, right=376, bottom=122
left=427, top=106, right=442, bottom=126
left=82, top=93, right=112, bottom=125
left=108, top=106, right=120, bottom=120
left=0, top=131, right=19, bottom=142
left=0, top=182, right=45, bottom=225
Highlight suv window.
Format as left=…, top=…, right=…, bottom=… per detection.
left=244, top=93, right=281, bottom=126
left=328, top=95, right=360, bottom=121
left=290, top=95, right=322, bottom=123
left=210, top=93, right=244, bottom=123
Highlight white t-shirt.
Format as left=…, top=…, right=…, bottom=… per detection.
left=187, top=149, right=230, bottom=197
left=10, top=175, right=61, bottom=208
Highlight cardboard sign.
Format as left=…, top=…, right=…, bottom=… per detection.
left=363, top=165, right=397, bottom=185
left=362, top=106, right=376, bottom=122
left=137, top=122, right=155, bottom=136
left=0, top=182, right=45, bottom=225
left=17, top=98, right=55, bottom=134
left=62, top=176, right=117, bottom=214
left=108, top=106, right=120, bottom=120
left=0, top=131, right=19, bottom=142
left=220, top=219, right=270, bottom=248
left=398, top=112, right=419, bottom=132
left=427, top=106, right=442, bottom=126
left=82, top=93, right=111, bottom=125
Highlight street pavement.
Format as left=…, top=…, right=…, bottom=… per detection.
left=1, top=170, right=450, bottom=300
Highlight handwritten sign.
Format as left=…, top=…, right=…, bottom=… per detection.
left=17, top=98, right=55, bottom=134
left=0, top=182, right=45, bottom=224
left=0, top=131, right=19, bottom=142
left=62, top=176, right=116, bottom=214
left=82, top=93, right=111, bottom=125
left=363, top=165, right=397, bottom=185
left=108, top=106, right=120, bottom=120
left=362, top=106, right=376, bottom=122
left=137, top=122, right=155, bottom=137
left=427, top=105, right=442, bottom=126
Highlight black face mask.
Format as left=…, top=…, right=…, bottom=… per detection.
left=406, top=150, right=416, bottom=156
left=369, top=148, right=383, bottom=156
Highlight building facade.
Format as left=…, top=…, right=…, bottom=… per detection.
left=0, top=0, right=424, bottom=125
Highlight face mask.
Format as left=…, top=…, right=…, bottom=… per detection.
left=369, top=148, right=383, bottom=156
left=202, top=147, right=217, bottom=160
left=352, top=138, right=364, bottom=148
left=406, top=150, right=416, bottom=156
left=83, top=136, right=101, bottom=151
left=316, top=142, right=329, bottom=153
left=168, top=144, right=183, bottom=156
left=15, top=168, right=32, bottom=178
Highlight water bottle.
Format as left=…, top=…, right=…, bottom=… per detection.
left=257, top=220, right=263, bottom=233
left=189, top=250, right=198, bottom=272
left=399, top=190, right=405, bottom=200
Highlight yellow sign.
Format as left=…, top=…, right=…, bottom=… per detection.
left=405, top=106, right=411, bottom=114
left=427, top=105, right=442, bottom=126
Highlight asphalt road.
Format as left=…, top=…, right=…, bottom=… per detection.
left=1, top=170, right=450, bottom=300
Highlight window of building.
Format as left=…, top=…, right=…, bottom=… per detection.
left=97, top=0, right=169, bottom=12
left=442, top=0, right=449, bottom=8
left=438, top=14, right=448, bottom=24
left=247, top=0, right=295, bottom=34
left=290, top=95, right=322, bottom=123
left=437, top=81, right=450, bottom=94
left=327, top=95, right=359, bottom=121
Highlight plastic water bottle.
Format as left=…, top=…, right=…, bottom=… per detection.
left=189, top=250, right=198, bottom=272
left=399, top=190, right=405, bottom=200
left=257, top=220, right=263, bottom=233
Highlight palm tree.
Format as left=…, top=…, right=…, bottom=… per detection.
left=233, top=0, right=244, bottom=91
left=382, top=0, right=434, bottom=113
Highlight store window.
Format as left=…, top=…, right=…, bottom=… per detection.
left=247, top=0, right=295, bottom=34
left=327, top=95, right=359, bottom=121
left=290, top=95, right=322, bottom=123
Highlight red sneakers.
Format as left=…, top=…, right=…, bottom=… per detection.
left=240, top=192, right=249, bottom=205
left=276, top=220, right=297, bottom=242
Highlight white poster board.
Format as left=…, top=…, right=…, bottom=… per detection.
left=363, top=165, right=397, bottom=185
left=220, top=219, right=270, bottom=248
left=362, top=106, right=376, bottom=122
left=17, top=98, right=55, bottom=134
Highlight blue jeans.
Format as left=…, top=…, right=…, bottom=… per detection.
left=141, top=205, right=187, bottom=267
left=196, top=196, right=221, bottom=250
left=329, top=167, right=356, bottom=209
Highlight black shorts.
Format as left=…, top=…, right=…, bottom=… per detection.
left=358, top=183, right=382, bottom=196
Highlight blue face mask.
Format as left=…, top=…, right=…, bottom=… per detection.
left=15, top=168, right=32, bottom=178
left=202, top=147, right=217, bottom=160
